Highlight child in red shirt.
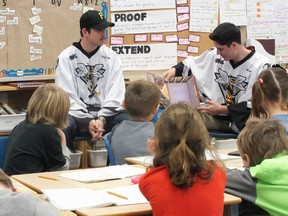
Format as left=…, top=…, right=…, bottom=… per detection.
left=139, top=102, right=226, bottom=216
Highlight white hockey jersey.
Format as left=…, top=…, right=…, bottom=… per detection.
left=55, top=43, right=125, bottom=119
left=175, top=48, right=270, bottom=130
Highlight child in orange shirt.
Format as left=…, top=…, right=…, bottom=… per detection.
left=139, top=102, right=226, bottom=216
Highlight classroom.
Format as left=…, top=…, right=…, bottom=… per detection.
left=1, top=0, right=288, bottom=215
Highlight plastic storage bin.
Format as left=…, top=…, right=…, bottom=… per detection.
left=0, top=114, right=25, bottom=132
left=87, top=149, right=107, bottom=168
left=69, top=150, right=82, bottom=169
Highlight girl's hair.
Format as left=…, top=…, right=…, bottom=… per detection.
left=251, top=67, right=288, bottom=118
left=237, top=118, right=288, bottom=167
left=26, top=84, right=70, bottom=129
left=152, top=102, right=220, bottom=189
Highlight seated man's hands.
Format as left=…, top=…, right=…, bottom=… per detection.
left=197, top=100, right=228, bottom=116
left=88, top=119, right=105, bottom=142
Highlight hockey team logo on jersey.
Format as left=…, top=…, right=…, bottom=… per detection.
left=75, top=63, right=105, bottom=98
left=214, top=68, right=248, bottom=106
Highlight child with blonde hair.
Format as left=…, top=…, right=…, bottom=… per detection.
left=226, top=118, right=288, bottom=215
left=139, top=102, right=226, bottom=216
left=4, top=84, right=71, bottom=175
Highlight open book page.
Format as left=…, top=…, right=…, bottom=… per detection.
left=42, top=185, right=148, bottom=211
left=42, top=188, right=115, bottom=210
left=59, top=165, right=145, bottom=183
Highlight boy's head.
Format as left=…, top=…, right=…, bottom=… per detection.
left=237, top=118, right=288, bottom=167
left=124, top=80, right=161, bottom=120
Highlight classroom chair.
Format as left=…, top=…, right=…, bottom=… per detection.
left=0, top=136, right=9, bottom=168
left=103, top=132, right=116, bottom=166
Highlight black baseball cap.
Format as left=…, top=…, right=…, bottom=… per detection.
left=80, top=10, right=115, bottom=30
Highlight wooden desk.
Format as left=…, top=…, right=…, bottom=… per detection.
left=12, top=166, right=241, bottom=216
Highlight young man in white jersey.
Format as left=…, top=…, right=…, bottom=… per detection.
left=55, top=10, right=129, bottom=149
left=163, top=22, right=270, bottom=133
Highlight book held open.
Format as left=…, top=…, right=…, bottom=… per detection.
left=146, top=73, right=200, bottom=108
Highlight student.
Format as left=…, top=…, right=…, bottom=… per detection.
left=225, top=118, right=288, bottom=215
left=0, top=169, right=60, bottom=216
left=55, top=10, right=129, bottom=150
left=110, top=80, right=161, bottom=165
left=139, top=102, right=226, bottom=216
left=163, top=22, right=270, bottom=133
left=3, top=84, right=71, bottom=175
left=251, top=66, right=288, bottom=129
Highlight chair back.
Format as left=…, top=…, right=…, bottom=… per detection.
left=103, top=132, right=116, bottom=165
left=0, top=136, right=9, bottom=168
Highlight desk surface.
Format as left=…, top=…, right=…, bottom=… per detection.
left=126, top=148, right=244, bottom=169
left=12, top=164, right=241, bottom=216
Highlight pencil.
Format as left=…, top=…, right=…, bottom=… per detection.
left=107, top=191, right=128, bottom=200
left=38, top=175, right=59, bottom=181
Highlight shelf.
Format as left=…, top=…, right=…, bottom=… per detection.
left=0, top=75, right=55, bottom=83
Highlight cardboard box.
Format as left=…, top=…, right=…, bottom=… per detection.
left=0, top=114, right=25, bottom=132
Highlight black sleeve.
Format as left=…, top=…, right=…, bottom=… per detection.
left=227, top=101, right=251, bottom=131
left=74, top=117, right=94, bottom=137
left=172, top=62, right=192, bottom=76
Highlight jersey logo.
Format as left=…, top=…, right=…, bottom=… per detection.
left=214, top=68, right=248, bottom=106
left=75, top=63, right=105, bottom=98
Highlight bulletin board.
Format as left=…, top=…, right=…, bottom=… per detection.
left=0, top=0, right=214, bottom=77
left=0, top=0, right=101, bottom=74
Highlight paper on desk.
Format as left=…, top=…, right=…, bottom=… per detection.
left=42, top=188, right=115, bottom=210
left=59, top=164, right=145, bottom=183
left=42, top=184, right=148, bottom=210
left=127, top=151, right=240, bottom=166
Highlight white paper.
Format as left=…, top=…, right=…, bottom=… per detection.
left=219, top=0, right=247, bottom=25
left=59, top=165, right=145, bottom=183
left=190, top=0, right=218, bottom=32
left=6, top=17, right=18, bottom=25
left=150, top=34, right=163, bottom=42
left=33, top=24, right=43, bottom=36
left=166, top=35, right=178, bottom=42
left=110, top=36, right=124, bottom=45
left=0, top=27, right=5, bottom=35
left=110, top=0, right=175, bottom=11
left=42, top=184, right=148, bottom=211
left=111, top=43, right=177, bottom=71
left=111, top=10, right=177, bottom=34
left=29, top=15, right=41, bottom=25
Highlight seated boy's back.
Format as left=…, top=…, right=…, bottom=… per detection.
left=111, top=121, right=155, bottom=164
left=110, top=80, right=161, bottom=165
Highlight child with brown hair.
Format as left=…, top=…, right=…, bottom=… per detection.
left=110, top=80, right=161, bottom=165
left=4, top=84, right=71, bottom=175
left=226, top=118, right=288, bottom=215
left=251, top=66, right=288, bottom=129
left=0, top=169, right=60, bottom=216
left=139, top=102, right=226, bottom=216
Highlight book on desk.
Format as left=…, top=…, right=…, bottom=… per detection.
left=59, top=164, right=145, bottom=183
left=42, top=184, right=148, bottom=210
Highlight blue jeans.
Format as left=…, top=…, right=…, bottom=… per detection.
left=63, top=112, right=130, bottom=150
